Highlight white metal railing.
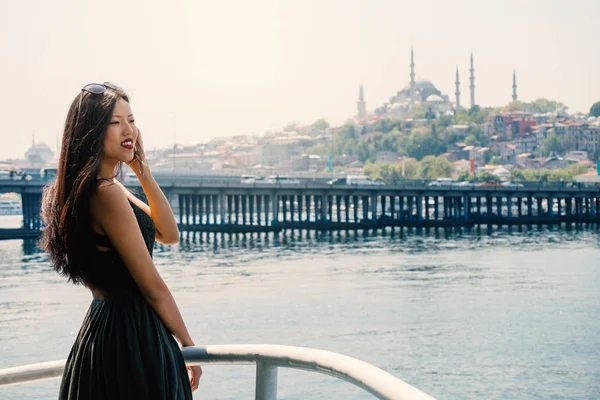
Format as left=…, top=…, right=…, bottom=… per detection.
left=0, top=344, right=436, bottom=400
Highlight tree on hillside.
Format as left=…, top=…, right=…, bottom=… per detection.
left=590, top=101, right=600, bottom=118
left=356, top=137, right=375, bottom=163
left=542, top=133, right=564, bottom=155
left=417, top=155, right=453, bottom=180
left=454, top=106, right=495, bottom=125
left=477, top=172, right=500, bottom=183
left=510, top=169, right=525, bottom=182
left=504, top=101, right=523, bottom=112
left=407, top=103, right=430, bottom=119
left=400, top=126, right=446, bottom=160
left=283, top=122, right=300, bottom=132
left=310, top=119, right=330, bottom=131
left=527, top=98, right=568, bottom=113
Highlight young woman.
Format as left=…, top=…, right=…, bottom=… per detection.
left=40, top=82, right=201, bottom=399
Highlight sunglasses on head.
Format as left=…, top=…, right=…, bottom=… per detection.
left=81, top=82, right=123, bottom=95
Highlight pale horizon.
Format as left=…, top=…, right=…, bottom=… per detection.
left=1, top=0, right=598, bottom=160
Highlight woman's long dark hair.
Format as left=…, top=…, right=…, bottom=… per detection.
left=39, top=86, right=132, bottom=285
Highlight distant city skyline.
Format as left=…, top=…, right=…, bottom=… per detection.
left=1, top=0, right=598, bottom=160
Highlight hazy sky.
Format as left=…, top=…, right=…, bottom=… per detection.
left=1, top=0, right=598, bottom=160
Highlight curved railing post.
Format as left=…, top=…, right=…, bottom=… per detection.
left=255, top=361, right=278, bottom=400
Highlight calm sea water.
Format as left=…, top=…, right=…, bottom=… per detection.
left=0, top=215, right=599, bottom=399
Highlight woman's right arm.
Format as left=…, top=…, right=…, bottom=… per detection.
left=91, top=184, right=195, bottom=347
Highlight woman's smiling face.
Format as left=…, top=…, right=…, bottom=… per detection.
left=102, top=98, right=137, bottom=164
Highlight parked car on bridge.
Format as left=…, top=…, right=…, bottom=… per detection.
left=327, top=177, right=347, bottom=185
left=241, top=175, right=263, bottom=184
left=501, top=181, right=525, bottom=188
left=346, top=175, right=384, bottom=186
left=456, top=181, right=475, bottom=188
left=264, top=175, right=301, bottom=185
left=475, top=181, right=504, bottom=188
left=427, top=178, right=456, bottom=187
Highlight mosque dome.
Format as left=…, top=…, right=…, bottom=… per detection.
left=403, top=77, right=438, bottom=91
left=415, top=79, right=437, bottom=90
left=426, top=94, right=444, bottom=103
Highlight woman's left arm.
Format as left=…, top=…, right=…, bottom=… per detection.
left=133, top=164, right=180, bottom=245
left=124, top=128, right=179, bottom=245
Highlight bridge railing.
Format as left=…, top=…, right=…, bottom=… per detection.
left=0, top=344, right=436, bottom=400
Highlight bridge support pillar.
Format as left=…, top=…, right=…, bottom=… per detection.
left=191, top=195, right=198, bottom=225
left=370, top=194, right=377, bottom=221
left=344, top=196, right=350, bottom=222
left=281, top=195, right=287, bottom=223
left=495, top=196, right=501, bottom=218
left=210, top=195, right=216, bottom=224
left=434, top=196, right=439, bottom=220
left=455, top=197, right=461, bottom=219
left=256, top=195, right=262, bottom=225
left=360, top=196, right=367, bottom=222
left=321, top=194, right=328, bottom=223
left=186, top=195, right=192, bottom=225
left=226, top=195, right=232, bottom=224
left=178, top=195, right=184, bottom=225
left=233, top=195, right=239, bottom=224
left=219, top=194, right=226, bottom=225
left=305, top=195, right=311, bottom=222
left=296, top=195, right=302, bottom=223
left=264, top=195, right=271, bottom=225
left=249, top=195, right=255, bottom=225
left=399, top=196, right=404, bottom=220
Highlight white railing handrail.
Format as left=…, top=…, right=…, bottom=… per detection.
left=0, top=344, right=436, bottom=400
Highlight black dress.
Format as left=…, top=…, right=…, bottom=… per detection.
left=58, top=200, right=192, bottom=400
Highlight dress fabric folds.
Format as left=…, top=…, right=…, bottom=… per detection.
left=58, top=201, right=192, bottom=400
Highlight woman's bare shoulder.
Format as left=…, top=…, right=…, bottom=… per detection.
left=91, top=180, right=130, bottom=214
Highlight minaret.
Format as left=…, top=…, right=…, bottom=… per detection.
left=410, top=46, right=416, bottom=105
left=512, top=70, right=518, bottom=102
left=469, top=53, right=475, bottom=108
left=357, top=85, right=367, bottom=119
left=455, top=66, right=461, bottom=112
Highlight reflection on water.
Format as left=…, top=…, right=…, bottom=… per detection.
left=173, top=224, right=600, bottom=254
left=13, top=223, right=600, bottom=256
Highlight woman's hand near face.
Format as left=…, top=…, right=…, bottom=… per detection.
left=128, top=127, right=147, bottom=175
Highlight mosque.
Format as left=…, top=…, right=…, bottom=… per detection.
left=357, top=48, right=518, bottom=119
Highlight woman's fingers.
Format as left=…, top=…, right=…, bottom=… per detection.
left=189, top=365, right=202, bottom=391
